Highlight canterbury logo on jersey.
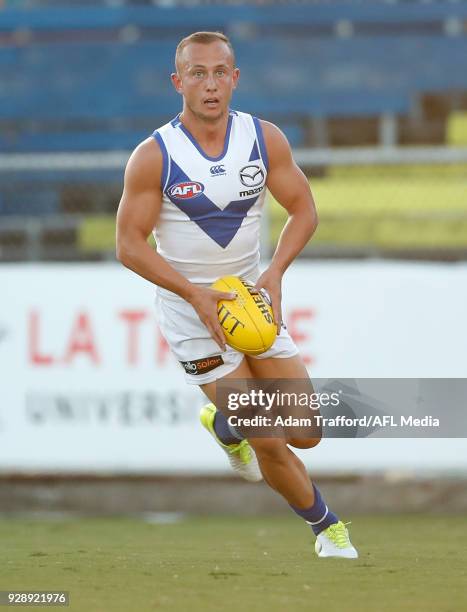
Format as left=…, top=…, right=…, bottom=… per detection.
left=210, top=165, right=226, bottom=176
left=168, top=182, right=204, bottom=199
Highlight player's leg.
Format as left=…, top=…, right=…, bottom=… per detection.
left=202, top=355, right=320, bottom=508
left=154, top=292, right=262, bottom=481
left=248, top=352, right=321, bottom=449
left=157, top=290, right=356, bottom=556
left=246, top=352, right=358, bottom=558
left=202, top=374, right=320, bottom=509
left=199, top=356, right=264, bottom=482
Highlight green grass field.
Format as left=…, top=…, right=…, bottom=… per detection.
left=1, top=515, right=466, bottom=612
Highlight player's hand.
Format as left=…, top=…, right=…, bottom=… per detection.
left=255, top=268, right=283, bottom=335
left=188, top=286, right=236, bottom=351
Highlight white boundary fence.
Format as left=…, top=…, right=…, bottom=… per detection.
left=1, top=260, right=466, bottom=475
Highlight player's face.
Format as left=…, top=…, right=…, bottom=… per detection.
left=172, top=41, right=239, bottom=122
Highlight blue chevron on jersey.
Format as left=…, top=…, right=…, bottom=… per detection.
left=165, top=159, right=259, bottom=248
left=249, top=140, right=260, bottom=162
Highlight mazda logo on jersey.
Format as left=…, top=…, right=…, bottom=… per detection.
left=210, top=165, right=226, bottom=176
left=239, top=165, right=264, bottom=187
left=168, top=181, right=204, bottom=199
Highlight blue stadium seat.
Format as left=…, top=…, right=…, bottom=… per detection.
left=0, top=185, right=59, bottom=216
left=0, top=129, right=153, bottom=152
left=2, top=31, right=465, bottom=131
left=1, top=1, right=466, bottom=219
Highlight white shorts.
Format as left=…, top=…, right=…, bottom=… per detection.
left=155, top=291, right=299, bottom=385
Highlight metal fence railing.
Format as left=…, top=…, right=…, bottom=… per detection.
left=1, top=146, right=466, bottom=262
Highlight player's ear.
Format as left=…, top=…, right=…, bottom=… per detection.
left=232, top=67, right=240, bottom=90
left=171, top=72, right=183, bottom=94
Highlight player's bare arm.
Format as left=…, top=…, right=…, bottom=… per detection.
left=116, top=139, right=235, bottom=351
left=255, top=121, right=318, bottom=333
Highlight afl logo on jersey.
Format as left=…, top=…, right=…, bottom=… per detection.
left=239, top=165, right=264, bottom=188
left=168, top=182, right=204, bottom=200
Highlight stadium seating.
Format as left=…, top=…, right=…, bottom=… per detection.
left=2, top=4, right=467, bottom=152
left=1, top=2, right=466, bottom=226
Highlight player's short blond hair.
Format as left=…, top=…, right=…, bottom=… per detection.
left=175, top=31, right=235, bottom=72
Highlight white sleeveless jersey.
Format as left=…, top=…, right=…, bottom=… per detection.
left=152, top=110, right=268, bottom=298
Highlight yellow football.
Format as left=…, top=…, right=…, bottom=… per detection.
left=211, top=275, right=277, bottom=356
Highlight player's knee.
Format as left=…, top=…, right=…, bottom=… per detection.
left=286, top=435, right=322, bottom=449
left=248, top=438, right=289, bottom=462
